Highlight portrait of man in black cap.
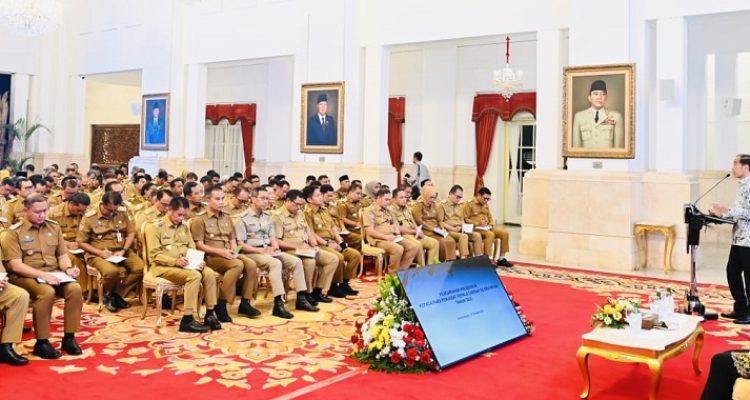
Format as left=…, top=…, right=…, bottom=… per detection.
left=571, top=79, right=624, bottom=149
left=306, top=92, right=338, bottom=146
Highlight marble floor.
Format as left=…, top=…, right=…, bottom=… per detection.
left=505, top=225, right=730, bottom=286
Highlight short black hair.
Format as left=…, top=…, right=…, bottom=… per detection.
left=184, top=181, right=200, bottom=197
left=169, top=178, right=185, bottom=188
left=169, top=196, right=190, bottom=210
left=141, top=182, right=156, bottom=196
left=375, top=188, right=391, bottom=198
left=478, top=187, right=492, bottom=196
left=101, top=191, right=123, bottom=206
left=156, top=189, right=174, bottom=201
left=302, top=185, right=319, bottom=201
left=186, top=172, right=198, bottom=181
left=200, top=176, right=212, bottom=184
left=449, top=184, right=463, bottom=194
left=69, top=192, right=91, bottom=206
left=285, top=189, right=303, bottom=202
left=413, top=151, right=423, bottom=161
left=104, top=180, right=123, bottom=193
left=320, top=184, right=334, bottom=194
left=318, top=174, right=329, bottom=181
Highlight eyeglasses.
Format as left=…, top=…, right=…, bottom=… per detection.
left=482, top=196, right=491, bottom=201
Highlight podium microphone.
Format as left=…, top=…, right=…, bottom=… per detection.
left=692, top=173, right=731, bottom=206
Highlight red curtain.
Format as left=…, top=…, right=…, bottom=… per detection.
left=388, top=97, right=406, bottom=186
left=205, top=103, right=256, bottom=177
left=471, top=92, right=536, bottom=194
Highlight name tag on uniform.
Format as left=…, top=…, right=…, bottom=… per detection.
left=22, top=236, right=33, bottom=243
left=116, top=231, right=123, bottom=242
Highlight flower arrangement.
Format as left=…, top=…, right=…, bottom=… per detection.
left=591, top=298, right=637, bottom=329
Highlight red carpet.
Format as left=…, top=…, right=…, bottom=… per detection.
left=0, top=264, right=744, bottom=399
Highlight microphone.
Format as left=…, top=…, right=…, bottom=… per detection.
left=692, top=173, right=731, bottom=206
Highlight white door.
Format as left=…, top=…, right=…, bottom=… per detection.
left=503, top=113, right=536, bottom=224
left=205, top=120, right=246, bottom=177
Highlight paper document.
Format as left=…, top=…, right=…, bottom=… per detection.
left=433, top=227, right=449, bottom=238
left=37, top=271, right=76, bottom=284
left=393, top=236, right=404, bottom=243
left=295, top=248, right=317, bottom=258
left=339, top=229, right=350, bottom=236
left=0, top=272, right=7, bottom=281
left=68, top=248, right=85, bottom=255
left=462, top=224, right=474, bottom=234
left=475, top=225, right=492, bottom=231
left=106, top=255, right=126, bottom=264
left=185, top=249, right=205, bottom=270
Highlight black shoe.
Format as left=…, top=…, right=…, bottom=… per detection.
left=87, top=292, right=100, bottom=303
left=312, top=290, right=333, bottom=304
left=735, top=316, right=750, bottom=325
left=0, top=343, right=28, bottom=366
left=341, top=281, right=359, bottom=296
left=179, top=318, right=210, bottom=333
left=203, top=311, right=222, bottom=330
left=105, top=295, right=120, bottom=313
left=110, top=292, right=130, bottom=309
left=497, top=258, right=514, bottom=268
left=61, top=337, right=82, bottom=355
left=296, top=293, right=319, bottom=312
left=305, top=292, right=319, bottom=307
left=327, top=283, right=348, bottom=298
left=32, top=341, right=61, bottom=360
left=214, top=301, right=232, bottom=323
left=161, top=294, right=172, bottom=310
left=238, top=300, right=261, bottom=318
left=273, top=297, right=294, bottom=319
left=721, top=311, right=746, bottom=319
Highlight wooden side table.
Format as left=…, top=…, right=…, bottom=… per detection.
left=634, top=223, right=676, bottom=275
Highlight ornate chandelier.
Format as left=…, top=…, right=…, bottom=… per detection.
left=492, top=36, right=523, bottom=101
left=0, top=0, right=62, bottom=37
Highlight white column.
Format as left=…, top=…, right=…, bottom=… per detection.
left=654, top=17, right=687, bottom=172
left=361, top=45, right=389, bottom=165
left=421, top=45, right=458, bottom=167
left=535, top=29, right=565, bottom=169
left=183, top=63, right=207, bottom=160
left=713, top=52, right=738, bottom=169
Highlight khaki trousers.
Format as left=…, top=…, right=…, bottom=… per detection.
left=373, top=239, right=419, bottom=275
left=89, top=250, right=144, bottom=297
left=424, top=232, right=457, bottom=261
left=68, top=254, right=89, bottom=293
left=343, top=232, right=362, bottom=251
left=479, top=227, right=510, bottom=258
left=0, top=284, right=29, bottom=343
left=320, top=246, right=359, bottom=282
left=289, top=250, right=337, bottom=292
left=10, top=276, right=82, bottom=340
left=447, top=232, right=470, bottom=258
left=405, top=235, right=439, bottom=266
left=205, top=256, right=245, bottom=304
left=151, top=265, right=218, bottom=310
left=246, top=252, right=309, bottom=296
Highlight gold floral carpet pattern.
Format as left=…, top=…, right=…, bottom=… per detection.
left=4, top=262, right=748, bottom=399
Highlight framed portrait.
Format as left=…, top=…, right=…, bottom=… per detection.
left=141, top=93, right=170, bottom=151
left=562, top=63, right=635, bottom=159
left=300, top=81, right=344, bottom=154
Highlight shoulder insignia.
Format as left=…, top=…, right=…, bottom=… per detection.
left=196, top=211, right=207, bottom=216
left=45, top=219, right=59, bottom=225
left=10, top=222, right=22, bottom=230
left=117, top=206, right=127, bottom=212
left=85, top=209, right=97, bottom=217
left=200, top=201, right=208, bottom=206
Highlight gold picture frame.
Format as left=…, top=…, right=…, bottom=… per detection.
left=300, top=81, right=344, bottom=154
left=562, top=63, right=635, bottom=159
left=141, top=93, right=170, bottom=151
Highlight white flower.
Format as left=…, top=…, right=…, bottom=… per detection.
left=604, top=316, right=612, bottom=325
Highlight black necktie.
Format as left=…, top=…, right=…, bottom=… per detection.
left=594, top=111, right=599, bottom=123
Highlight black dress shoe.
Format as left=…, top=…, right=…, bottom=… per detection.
left=105, top=295, right=120, bottom=313
left=110, top=293, right=130, bottom=309
left=214, top=301, right=232, bottom=323
left=32, top=341, right=61, bottom=360
left=179, top=319, right=210, bottom=333
left=497, top=258, right=514, bottom=268
left=273, top=298, right=294, bottom=319
left=203, top=311, right=222, bottom=330
left=305, top=292, right=319, bottom=307
left=735, top=316, right=750, bottom=325
left=0, top=343, right=28, bottom=366
left=341, top=281, right=359, bottom=296
left=296, top=294, right=319, bottom=312
left=721, top=311, right=746, bottom=319
left=161, top=294, right=172, bottom=310
left=61, top=337, right=82, bottom=355
left=312, top=291, right=333, bottom=304
left=327, top=283, right=348, bottom=298
left=238, top=301, right=261, bottom=318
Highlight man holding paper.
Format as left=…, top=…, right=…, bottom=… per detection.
left=391, top=186, right=439, bottom=266
left=235, top=186, right=317, bottom=319
left=363, top=188, right=419, bottom=274
left=77, top=191, right=144, bottom=313
left=144, top=197, right=220, bottom=332
left=48, top=192, right=92, bottom=291
left=2, top=194, right=83, bottom=359
left=411, top=186, right=456, bottom=261
left=463, top=187, right=513, bottom=267
left=437, top=185, right=483, bottom=259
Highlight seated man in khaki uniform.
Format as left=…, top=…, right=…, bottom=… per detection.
left=411, top=186, right=457, bottom=261
left=390, top=186, right=439, bottom=266
left=134, top=189, right=173, bottom=232
left=338, top=183, right=364, bottom=251
left=363, top=188, right=419, bottom=275
left=0, top=261, right=30, bottom=365
left=47, top=176, right=79, bottom=208
left=77, top=191, right=144, bottom=313
left=272, top=189, right=338, bottom=305
left=303, top=184, right=360, bottom=298
left=144, top=197, right=221, bottom=332
left=4, top=194, right=83, bottom=359
left=225, top=187, right=250, bottom=217
left=2, top=178, right=33, bottom=225
left=437, top=185, right=482, bottom=259
left=462, top=187, right=513, bottom=267
left=183, top=181, right=207, bottom=220
left=48, top=192, right=91, bottom=294
left=191, top=185, right=259, bottom=322
left=235, top=187, right=317, bottom=319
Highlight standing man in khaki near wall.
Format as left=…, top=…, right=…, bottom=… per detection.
left=364, top=188, right=419, bottom=274
left=191, top=185, right=260, bottom=322
left=0, top=260, right=30, bottom=365
left=338, top=182, right=364, bottom=251
left=391, top=186, right=439, bottom=266
left=411, top=185, right=457, bottom=261
left=144, top=196, right=221, bottom=332
left=48, top=192, right=92, bottom=292
left=235, top=186, right=317, bottom=319
left=437, top=185, right=482, bottom=259
left=462, top=187, right=513, bottom=267
left=3, top=178, right=33, bottom=225
left=77, top=191, right=144, bottom=313
left=303, top=184, right=360, bottom=298
left=3, top=194, right=83, bottom=359
left=272, top=189, right=338, bottom=305
left=183, top=181, right=207, bottom=220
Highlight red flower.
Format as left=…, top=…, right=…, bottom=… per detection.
left=415, top=339, right=425, bottom=347
left=413, top=329, right=424, bottom=340
left=405, top=358, right=416, bottom=367
left=406, top=348, right=418, bottom=360
left=355, top=320, right=363, bottom=330
left=390, top=352, right=402, bottom=364
left=351, top=335, right=359, bottom=344
left=420, top=352, right=432, bottom=363
left=357, top=339, right=364, bottom=349
left=403, top=323, right=413, bottom=333
left=404, top=334, right=412, bottom=343
left=367, top=309, right=376, bottom=318
left=422, top=348, right=432, bottom=358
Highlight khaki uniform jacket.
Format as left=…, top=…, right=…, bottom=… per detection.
left=390, top=204, right=419, bottom=230
left=271, top=206, right=310, bottom=245
left=2, top=197, right=25, bottom=225
left=437, top=200, right=465, bottom=229
left=363, top=204, right=399, bottom=237
left=135, top=205, right=163, bottom=231
left=144, top=216, right=195, bottom=268
left=190, top=209, right=235, bottom=250
left=48, top=202, right=83, bottom=241
left=303, top=204, right=337, bottom=241
left=338, top=199, right=363, bottom=227
left=462, top=199, right=493, bottom=226
left=1, top=218, right=67, bottom=272
left=411, top=201, right=439, bottom=232
left=76, top=206, right=135, bottom=257
left=187, top=201, right=208, bottom=220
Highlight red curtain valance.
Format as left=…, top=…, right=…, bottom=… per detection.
left=388, top=97, right=406, bottom=186
left=205, top=103, right=256, bottom=177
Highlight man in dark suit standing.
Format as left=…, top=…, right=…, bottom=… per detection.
left=145, top=102, right=166, bottom=146
left=307, top=94, right=337, bottom=146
